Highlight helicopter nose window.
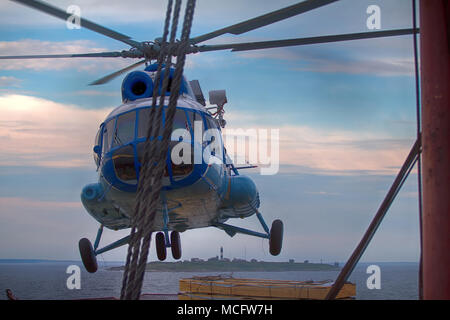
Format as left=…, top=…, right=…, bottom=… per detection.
left=93, top=127, right=101, bottom=166
left=112, top=145, right=137, bottom=184
left=102, top=119, right=115, bottom=154
left=138, top=107, right=164, bottom=139
left=169, top=140, right=194, bottom=181
left=136, top=142, right=171, bottom=185
left=112, top=111, right=136, bottom=148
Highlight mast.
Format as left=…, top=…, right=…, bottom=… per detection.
left=420, top=0, right=450, bottom=299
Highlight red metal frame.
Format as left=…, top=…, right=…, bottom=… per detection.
left=420, top=0, right=450, bottom=300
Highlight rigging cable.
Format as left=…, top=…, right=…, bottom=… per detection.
left=412, top=0, right=424, bottom=300
left=120, top=0, right=197, bottom=300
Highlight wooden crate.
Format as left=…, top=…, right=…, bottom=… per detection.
left=179, top=276, right=356, bottom=300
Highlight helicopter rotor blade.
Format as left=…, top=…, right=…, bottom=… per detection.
left=195, top=28, right=419, bottom=53
left=189, top=0, right=339, bottom=45
left=0, top=51, right=128, bottom=59
left=11, top=0, right=142, bottom=49
left=89, top=59, right=146, bottom=86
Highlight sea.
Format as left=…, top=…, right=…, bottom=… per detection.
left=0, top=261, right=419, bottom=300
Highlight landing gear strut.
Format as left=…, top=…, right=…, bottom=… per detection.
left=79, top=225, right=131, bottom=273
left=155, top=231, right=182, bottom=261
left=155, top=194, right=183, bottom=261
left=214, top=210, right=284, bottom=256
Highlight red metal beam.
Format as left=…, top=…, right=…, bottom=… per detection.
left=420, top=0, right=450, bottom=300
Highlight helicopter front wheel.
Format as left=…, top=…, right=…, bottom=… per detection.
left=269, top=219, right=283, bottom=256
left=79, top=238, right=98, bottom=273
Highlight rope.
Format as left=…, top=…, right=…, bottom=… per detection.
left=120, top=0, right=196, bottom=300
left=119, top=0, right=174, bottom=300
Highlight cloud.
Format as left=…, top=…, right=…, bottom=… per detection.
left=0, top=0, right=300, bottom=27
left=74, top=90, right=119, bottom=97
left=293, top=56, right=414, bottom=77
left=0, top=0, right=166, bottom=26
left=0, top=76, right=22, bottom=87
left=235, top=36, right=415, bottom=77
left=0, top=39, right=137, bottom=71
left=0, top=93, right=414, bottom=174
left=0, top=197, right=80, bottom=210
left=223, top=110, right=414, bottom=175
left=0, top=94, right=111, bottom=168
left=277, top=126, right=413, bottom=175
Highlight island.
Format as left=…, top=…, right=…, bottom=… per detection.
left=109, top=258, right=340, bottom=272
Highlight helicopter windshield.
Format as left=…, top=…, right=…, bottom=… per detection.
left=112, top=111, right=135, bottom=148
left=172, top=108, right=190, bottom=132
left=112, top=145, right=137, bottom=184
left=93, top=127, right=101, bottom=166
left=102, top=106, right=202, bottom=185
left=138, top=107, right=163, bottom=138
left=102, top=119, right=115, bottom=154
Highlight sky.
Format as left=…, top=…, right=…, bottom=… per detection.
left=0, top=0, right=421, bottom=264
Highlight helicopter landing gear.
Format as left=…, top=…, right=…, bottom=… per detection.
left=155, top=231, right=182, bottom=261
left=79, top=238, right=98, bottom=273
left=79, top=225, right=133, bottom=273
left=155, top=193, right=183, bottom=261
left=155, top=232, right=167, bottom=261
left=269, top=219, right=283, bottom=256
left=214, top=210, right=284, bottom=256
left=170, top=231, right=182, bottom=260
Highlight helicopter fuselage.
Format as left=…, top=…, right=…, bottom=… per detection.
left=80, top=95, right=260, bottom=233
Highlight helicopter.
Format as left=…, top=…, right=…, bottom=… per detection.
left=1, top=0, right=416, bottom=273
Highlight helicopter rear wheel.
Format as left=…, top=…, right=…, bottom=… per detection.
left=170, top=231, right=182, bottom=260
left=269, top=219, right=283, bottom=256
left=79, top=238, right=98, bottom=273
left=155, top=232, right=167, bottom=261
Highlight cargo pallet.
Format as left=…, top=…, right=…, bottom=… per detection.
left=179, top=276, right=356, bottom=300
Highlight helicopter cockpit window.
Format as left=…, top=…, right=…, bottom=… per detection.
left=205, top=116, right=218, bottom=130
left=172, top=108, right=190, bottom=132
left=170, top=141, right=194, bottom=181
left=102, top=119, right=115, bottom=154
left=112, top=111, right=136, bottom=148
left=93, top=127, right=101, bottom=166
left=136, top=142, right=171, bottom=185
left=138, top=107, right=163, bottom=139
left=204, top=115, right=223, bottom=161
left=112, top=145, right=137, bottom=184
left=167, top=109, right=193, bottom=181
